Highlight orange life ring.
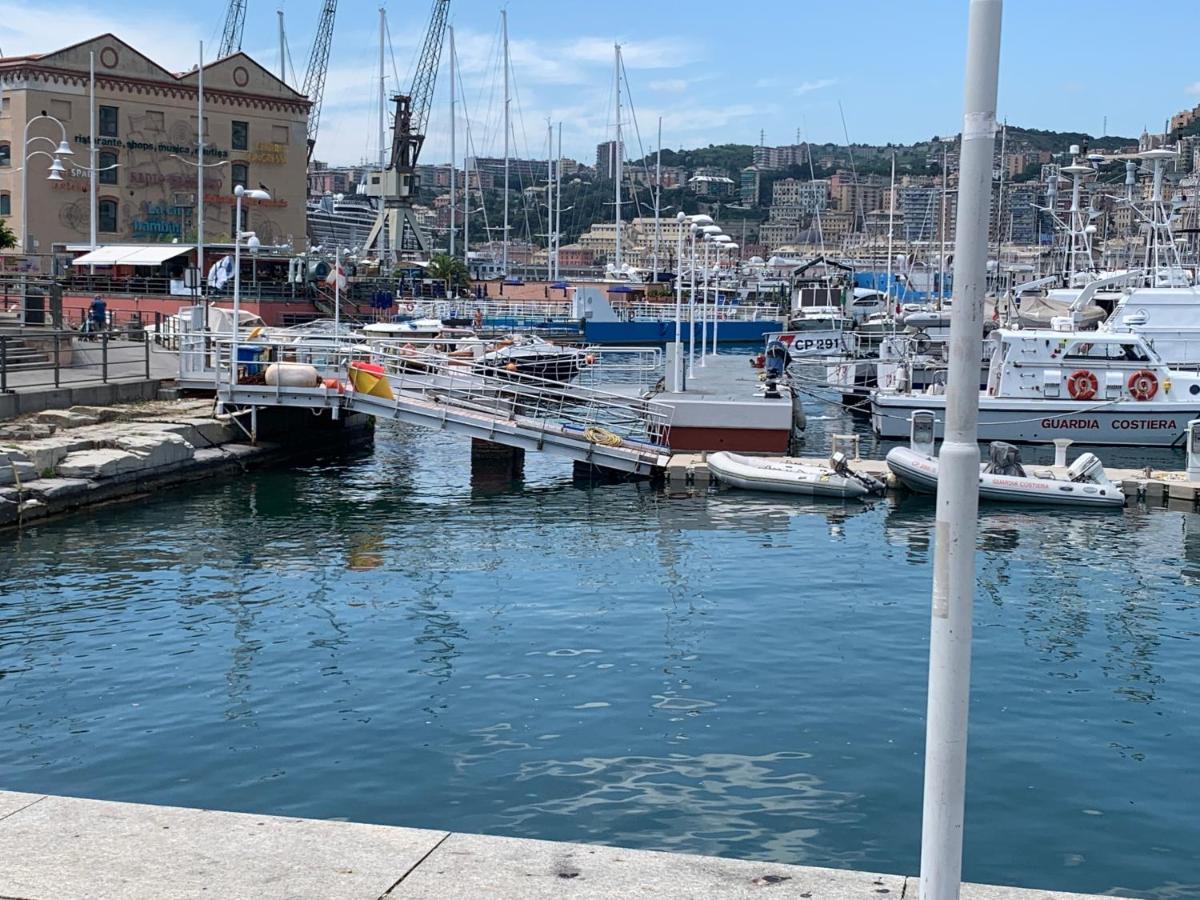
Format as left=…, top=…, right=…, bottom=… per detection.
left=1127, top=369, right=1158, bottom=401
left=1066, top=369, right=1098, bottom=401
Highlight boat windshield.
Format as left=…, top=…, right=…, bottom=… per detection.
left=1062, top=340, right=1151, bottom=362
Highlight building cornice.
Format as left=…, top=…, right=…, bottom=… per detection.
left=0, top=64, right=310, bottom=116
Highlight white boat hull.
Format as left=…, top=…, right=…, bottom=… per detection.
left=708, top=452, right=873, bottom=499
left=871, top=393, right=1200, bottom=447
left=885, top=447, right=1125, bottom=507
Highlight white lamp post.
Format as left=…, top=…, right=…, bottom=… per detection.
left=688, top=222, right=699, bottom=377
left=231, top=185, right=271, bottom=389
left=711, top=236, right=734, bottom=353
left=686, top=215, right=713, bottom=377
left=19, top=114, right=73, bottom=257
left=673, top=211, right=688, bottom=390
left=699, top=224, right=723, bottom=365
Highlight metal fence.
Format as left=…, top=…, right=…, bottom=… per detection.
left=0, top=331, right=152, bottom=392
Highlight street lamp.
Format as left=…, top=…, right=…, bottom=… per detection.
left=19, top=113, right=73, bottom=257
left=672, top=211, right=688, bottom=389
left=688, top=221, right=700, bottom=376
left=711, top=237, right=735, bottom=352
left=231, top=184, right=271, bottom=389
left=699, top=225, right=724, bottom=365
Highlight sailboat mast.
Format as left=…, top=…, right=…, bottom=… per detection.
left=501, top=9, right=510, bottom=276
left=939, top=144, right=948, bottom=306
left=614, top=43, right=623, bottom=273
left=994, top=120, right=1007, bottom=281
left=555, top=122, right=563, bottom=281
left=886, top=152, right=896, bottom=313
left=378, top=7, right=387, bottom=260
left=547, top=119, right=554, bottom=282
left=653, top=116, right=662, bottom=278
left=278, top=10, right=286, bottom=82
left=449, top=26, right=456, bottom=258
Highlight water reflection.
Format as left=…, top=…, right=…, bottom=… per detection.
left=0, top=422, right=1196, bottom=898
left=503, top=751, right=865, bottom=866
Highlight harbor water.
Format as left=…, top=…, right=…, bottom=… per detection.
left=1, top=410, right=1197, bottom=898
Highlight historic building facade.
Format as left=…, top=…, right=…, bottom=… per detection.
left=0, top=34, right=309, bottom=261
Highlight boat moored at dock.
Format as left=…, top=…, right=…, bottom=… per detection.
left=886, top=443, right=1125, bottom=507
left=871, top=328, right=1200, bottom=446
left=708, top=451, right=885, bottom=499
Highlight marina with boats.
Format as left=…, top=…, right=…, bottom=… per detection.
left=6, top=0, right=1200, bottom=897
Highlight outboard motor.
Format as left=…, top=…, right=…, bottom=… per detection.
left=984, top=441, right=1026, bottom=477
left=763, top=339, right=789, bottom=399
left=764, top=340, right=788, bottom=379
left=830, top=450, right=886, bottom=496
left=1067, top=452, right=1106, bottom=484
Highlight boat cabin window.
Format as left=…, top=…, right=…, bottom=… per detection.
left=1063, top=340, right=1150, bottom=362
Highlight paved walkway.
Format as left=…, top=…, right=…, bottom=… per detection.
left=0, top=790, right=1119, bottom=899
left=1, top=342, right=178, bottom=392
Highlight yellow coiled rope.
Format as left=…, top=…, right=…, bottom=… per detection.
left=584, top=426, right=622, bottom=447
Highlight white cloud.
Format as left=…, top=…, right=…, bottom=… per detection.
left=794, top=78, right=837, bottom=96
left=649, top=78, right=691, bottom=94
left=1187, top=82, right=1200, bottom=96
left=560, top=36, right=700, bottom=70
left=0, top=0, right=201, bottom=66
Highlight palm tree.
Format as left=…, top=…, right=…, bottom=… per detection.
left=0, top=219, right=16, bottom=251
left=426, top=253, right=470, bottom=295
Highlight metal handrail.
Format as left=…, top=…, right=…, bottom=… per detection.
left=209, top=333, right=671, bottom=444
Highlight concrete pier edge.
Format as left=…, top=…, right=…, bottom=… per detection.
left=0, top=790, right=1123, bottom=900
left=0, top=402, right=373, bottom=532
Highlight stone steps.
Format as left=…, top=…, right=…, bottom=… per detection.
left=0, top=341, right=52, bottom=370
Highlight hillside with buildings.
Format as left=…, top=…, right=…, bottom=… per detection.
left=307, top=123, right=1168, bottom=273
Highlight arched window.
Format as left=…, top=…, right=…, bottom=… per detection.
left=231, top=162, right=248, bottom=191
left=0, top=192, right=10, bottom=217
left=98, top=197, right=118, bottom=233
left=98, top=151, right=119, bottom=185
left=0, top=142, right=10, bottom=167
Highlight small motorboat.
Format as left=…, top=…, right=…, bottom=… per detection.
left=708, top=451, right=886, bottom=499
left=360, top=318, right=476, bottom=341
left=476, top=335, right=590, bottom=382
left=885, top=442, right=1125, bottom=508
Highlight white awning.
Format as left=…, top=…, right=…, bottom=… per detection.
left=72, top=245, right=191, bottom=266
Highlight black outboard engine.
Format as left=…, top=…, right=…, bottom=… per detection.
left=762, top=340, right=789, bottom=399
left=983, top=441, right=1026, bottom=477
left=764, top=340, right=788, bottom=379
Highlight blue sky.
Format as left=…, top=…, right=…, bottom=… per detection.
left=4, top=0, right=1198, bottom=166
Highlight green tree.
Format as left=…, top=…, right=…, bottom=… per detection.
left=0, top=219, right=16, bottom=250
left=426, top=253, right=470, bottom=293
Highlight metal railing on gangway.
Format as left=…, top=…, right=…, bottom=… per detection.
left=206, top=333, right=672, bottom=469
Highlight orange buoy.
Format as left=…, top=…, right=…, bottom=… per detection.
left=1127, top=369, right=1158, bottom=401
left=1066, top=369, right=1098, bottom=401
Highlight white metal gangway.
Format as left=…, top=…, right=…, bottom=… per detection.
left=207, top=333, right=672, bottom=476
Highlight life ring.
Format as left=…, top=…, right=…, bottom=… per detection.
left=1127, top=369, right=1158, bottom=401
left=405, top=302, right=415, bottom=312
left=1066, top=369, right=1098, bottom=401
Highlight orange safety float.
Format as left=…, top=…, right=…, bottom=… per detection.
left=1066, top=369, right=1098, bottom=401
left=1127, top=369, right=1159, bottom=401
left=347, top=360, right=394, bottom=399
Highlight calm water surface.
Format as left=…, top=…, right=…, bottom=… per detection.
left=1, top=414, right=1198, bottom=898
